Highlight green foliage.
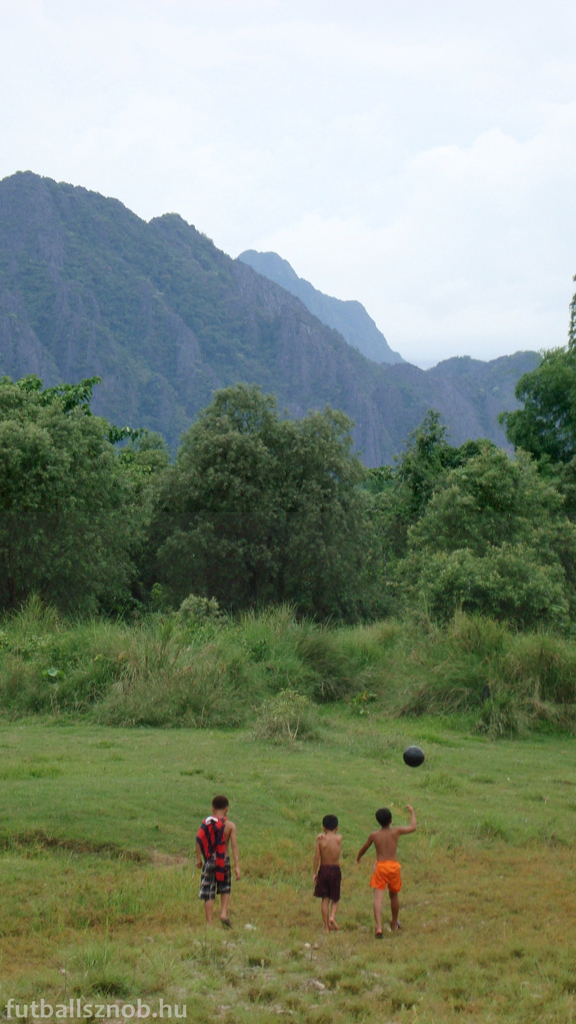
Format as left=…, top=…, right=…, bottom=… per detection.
left=477, top=691, right=529, bottom=738
left=408, top=545, right=569, bottom=628
left=0, top=376, right=169, bottom=614
left=1, top=602, right=576, bottom=736
left=0, top=379, right=130, bottom=612
left=501, top=345, right=576, bottom=463
left=403, top=447, right=576, bottom=627
left=253, top=689, right=318, bottom=745
left=8, top=373, right=102, bottom=413
left=177, top=593, right=223, bottom=626
left=151, top=383, right=379, bottom=620
left=500, top=279, right=576, bottom=465
left=371, top=411, right=496, bottom=567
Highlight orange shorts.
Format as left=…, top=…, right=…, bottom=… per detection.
left=369, top=860, right=402, bottom=893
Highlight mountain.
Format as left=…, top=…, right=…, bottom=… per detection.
left=0, top=171, right=539, bottom=465
left=238, top=249, right=404, bottom=365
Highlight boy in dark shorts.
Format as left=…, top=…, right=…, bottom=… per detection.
left=196, top=795, right=240, bottom=927
left=313, top=814, right=342, bottom=933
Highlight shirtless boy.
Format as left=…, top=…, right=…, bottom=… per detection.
left=313, top=814, right=342, bottom=933
left=357, top=804, right=416, bottom=937
left=196, top=795, right=240, bottom=927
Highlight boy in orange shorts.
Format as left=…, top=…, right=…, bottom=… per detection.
left=357, top=804, right=416, bottom=937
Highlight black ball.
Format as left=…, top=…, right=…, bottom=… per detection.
left=403, top=745, right=425, bottom=768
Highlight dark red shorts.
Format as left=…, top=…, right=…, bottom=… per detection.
left=314, top=864, right=341, bottom=902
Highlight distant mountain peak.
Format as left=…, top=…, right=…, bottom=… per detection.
left=237, top=249, right=404, bottom=365
left=0, top=171, right=539, bottom=466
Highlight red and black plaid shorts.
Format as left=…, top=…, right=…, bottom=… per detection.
left=198, top=855, right=231, bottom=901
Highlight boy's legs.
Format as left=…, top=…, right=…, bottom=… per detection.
left=320, top=897, right=330, bottom=933
left=389, top=890, right=400, bottom=931
left=219, top=857, right=233, bottom=924
left=199, top=856, right=217, bottom=924
left=220, top=892, right=231, bottom=922
left=373, top=888, right=385, bottom=935
left=329, top=900, right=339, bottom=930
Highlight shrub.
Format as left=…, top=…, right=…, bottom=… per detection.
left=476, top=690, right=528, bottom=738
left=178, top=594, right=224, bottom=626
left=1, top=601, right=576, bottom=736
left=95, top=636, right=248, bottom=728
left=253, top=690, right=319, bottom=745
left=503, top=633, right=576, bottom=704
left=295, top=629, right=356, bottom=702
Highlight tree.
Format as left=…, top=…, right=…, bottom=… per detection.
left=501, top=277, right=576, bottom=464
left=0, top=375, right=168, bottom=613
left=369, top=410, right=495, bottom=562
left=401, top=446, right=576, bottom=627
left=500, top=347, right=576, bottom=464
left=150, top=384, right=378, bottom=619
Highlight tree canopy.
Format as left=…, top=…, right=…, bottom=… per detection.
left=0, top=375, right=168, bottom=613
left=150, top=384, right=378, bottom=619
left=403, top=446, right=576, bottom=628
left=501, top=278, right=576, bottom=465
left=4, top=365, right=576, bottom=632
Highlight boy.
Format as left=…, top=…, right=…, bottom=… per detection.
left=357, top=804, right=416, bottom=937
left=196, top=794, right=240, bottom=927
left=313, top=814, right=342, bottom=933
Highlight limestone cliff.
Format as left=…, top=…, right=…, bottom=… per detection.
left=0, top=172, right=539, bottom=464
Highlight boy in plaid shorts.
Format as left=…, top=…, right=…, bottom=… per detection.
left=196, top=795, right=240, bottom=926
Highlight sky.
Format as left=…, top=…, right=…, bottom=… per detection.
left=1, top=1, right=576, bottom=367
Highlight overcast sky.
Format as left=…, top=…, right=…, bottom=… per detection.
left=1, top=0, right=575, bottom=366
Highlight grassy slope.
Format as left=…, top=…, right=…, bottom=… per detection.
left=3, top=604, right=576, bottom=734
left=1, top=716, right=575, bottom=1023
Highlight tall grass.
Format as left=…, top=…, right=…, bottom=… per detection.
left=1, top=598, right=575, bottom=734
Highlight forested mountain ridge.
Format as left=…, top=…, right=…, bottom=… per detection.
left=238, top=248, right=404, bottom=364
left=0, top=171, right=539, bottom=464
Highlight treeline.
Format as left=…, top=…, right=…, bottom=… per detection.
left=2, top=324, right=576, bottom=629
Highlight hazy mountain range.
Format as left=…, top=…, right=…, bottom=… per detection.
left=238, top=249, right=404, bottom=364
left=0, top=171, right=539, bottom=465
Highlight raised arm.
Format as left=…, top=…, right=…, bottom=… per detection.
left=356, top=834, right=374, bottom=863
left=395, top=804, right=417, bottom=835
left=230, top=822, right=241, bottom=880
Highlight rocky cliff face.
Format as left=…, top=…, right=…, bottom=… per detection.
left=0, top=171, right=539, bottom=465
left=238, top=248, right=404, bottom=365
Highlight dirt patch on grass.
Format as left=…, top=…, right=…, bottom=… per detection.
left=150, top=849, right=189, bottom=867
left=0, top=830, right=147, bottom=861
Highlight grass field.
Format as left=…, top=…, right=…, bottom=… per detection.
left=0, top=713, right=575, bottom=1024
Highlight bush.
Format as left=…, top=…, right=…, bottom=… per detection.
left=253, top=690, right=319, bottom=745
left=1, top=602, right=576, bottom=737
left=402, top=447, right=576, bottom=629
left=96, top=649, right=249, bottom=728
left=476, top=691, right=528, bottom=738
left=503, top=633, right=576, bottom=704
left=178, top=594, right=224, bottom=626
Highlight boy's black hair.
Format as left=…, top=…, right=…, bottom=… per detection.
left=322, top=814, right=339, bottom=831
left=212, top=794, right=229, bottom=810
left=375, top=807, right=392, bottom=827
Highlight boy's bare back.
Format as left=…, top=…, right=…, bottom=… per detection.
left=357, top=805, right=416, bottom=864
left=370, top=827, right=403, bottom=861
left=316, top=831, right=342, bottom=865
